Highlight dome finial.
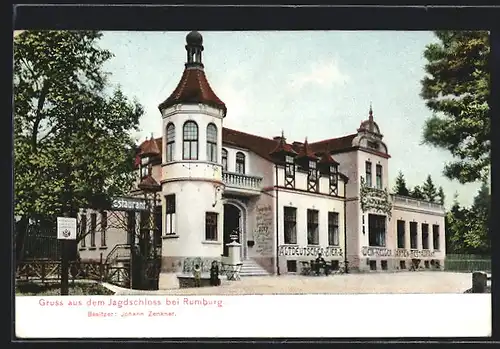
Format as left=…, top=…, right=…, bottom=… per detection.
left=185, top=31, right=204, bottom=68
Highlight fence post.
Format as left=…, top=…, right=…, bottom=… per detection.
left=41, top=261, right=46, bottom=283
left=472, top=271, right=488, bottom=293
left=99, top=253, right=104, bottom=281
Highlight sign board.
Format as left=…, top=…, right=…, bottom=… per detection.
left=111, top=197, right=147, bottom=211
left=57, top=217, right=77, bottom=240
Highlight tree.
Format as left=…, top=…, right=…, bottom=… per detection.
left=422, top=175, right=438, bottom=203
left=410, top=185, right=425, bottom=200
left=445, top=185, right=490, bottom=255
left=393, top=171, right=410, bottom=196
left=437, top=186, right=445, bottom=206
left=14, top=31, right=143, bottom=231
left=420, top=31, right=490, bottom=184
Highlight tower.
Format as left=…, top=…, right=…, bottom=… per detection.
left=157, top=31, right=227, bottom=288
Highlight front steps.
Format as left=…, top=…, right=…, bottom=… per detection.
left=239, top=258, right=272, bottom=277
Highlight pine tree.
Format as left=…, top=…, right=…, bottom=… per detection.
left=411, top=185, right=425, bottom=200
left=422, top=175, right=438, bottom=203
left=437, top=186, right=445, bottom=205
left=393, top=171, right=410, bottom=196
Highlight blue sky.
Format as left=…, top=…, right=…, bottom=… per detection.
left=97, top=30, right=481, bottom=209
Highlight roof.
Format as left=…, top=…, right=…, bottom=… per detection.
left=319, top=151, right=339, bottom=165
left=138, top=175, right=161, bottom=192
left=158, top=68, right=227, bottom=115
left=296, top=139, right=318, bottom=160
left=139, top=137, right=161, bottom=158
left=135, top=129, right=361, bottom=164
left=269, top=134, right=298, bottom=158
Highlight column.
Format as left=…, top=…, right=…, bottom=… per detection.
left=416, top=222, right=422, bottom=250
left=404, top=220, right=411, bottom=250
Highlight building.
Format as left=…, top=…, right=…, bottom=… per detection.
left=78, top=31, right=446, bottom=288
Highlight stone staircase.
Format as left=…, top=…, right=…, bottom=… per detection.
left=239, top=258, right=272, bottom=277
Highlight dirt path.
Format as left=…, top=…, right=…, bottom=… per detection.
left=103, top=271, right=472, bottom=295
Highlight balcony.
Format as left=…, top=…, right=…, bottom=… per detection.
left=222, top=171, right=263, bottom=196
left=391, top=195, right=445, bottom=213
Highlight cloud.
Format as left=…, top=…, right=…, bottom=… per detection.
left=288, top=60, right=350, bottom=91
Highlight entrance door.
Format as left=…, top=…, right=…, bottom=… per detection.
left=223, top=204, right=241, bottom=257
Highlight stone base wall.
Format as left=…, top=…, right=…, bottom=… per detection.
left=357, top=257, right=445, bottom=272
left=161, top=256, right=222, bottom=274
left=252, top=256, right=275, bottom=274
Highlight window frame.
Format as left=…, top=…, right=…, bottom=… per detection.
left=283, top=206, right=297, bottom=244
left=90, top=213, right=97, bottom=247
left=182, top=121, right=199, bottom=160
left=376, top=164, right=383, bottom=189
left=165, top=194, right=176, bottom=236
left=432, top=224, right=440, bottom=250
left=397, top=220, right=405, bottom=249
left=166, top=122, right=175, bottom=162
left=221, top=148, right=228, bottom=171
left=206, top=123, right=218, bottom=163
left=235, top=152, right=246, bottom=174
left=100, top=211, right=107, bottom=247
left=205, top=212, right=218, bottom=241
left=307, top=209, right=319, bottom=245
left=365, top=161, right=372, bottom=187
left=328, top=211, right=339, bottom=246
left=79, top=214, right=87, bottom=248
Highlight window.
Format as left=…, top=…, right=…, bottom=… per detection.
left=307, top=209, right=319, bottom=245
left=331, top=260, right=340, bottom=271
left=235, top=152, right=245, bottom=174
left=206, top=123, right=217, bottom=162
left=182, top=121, right=198, bottom=160
left=397, top=220, right=405, bottom=248
left=328, top=212, right=339, bottom=246
left=285, top=155, right=295, bottom=188
left=287, top=260, right=297, bottom=273
left=365, top=161, right=372, bottom=187
left=424, top=260, right=430, bottom=269
left=127, top=211, right=136, bottom=244
left=367, top=141, right=379, bottom=149
left=222, top=148, right=228, bottom=171
left=166, top=123, right=175, bottom=162
left=79, top=214, right=87, bottom=248
left=369, top=260, right=377, bottom=270
left=90, top=213, right=96, bottom=247
left=432, top=225, right=440, bottom=250
left=205, top=212, right=218, bottom=241
left=165, top=194, right=176, bottom=235
left=368, top=214, right=386, bottom=247
left=329, top=165, right=338, bottom=195
left=400, top=260, right=406, bottom=270
left=422, top=223, right=429, bottom=249
left=308, top=160, right=318, bottom=192
left=381, top=260, right=388, bottom=270
left=100, top=211, right=107, bottom=247
left=410, top=222, right=418, bottom=249
left=140, top=157, right=149, bottom=179
left=283, top=206, right=297, bottom=244
left=376, top=164, right=382, bottom=189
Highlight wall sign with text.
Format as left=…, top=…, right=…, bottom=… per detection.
left=361, top=246, right=437, bottom=258
left=359, top=176, right=392, bottom=217
left=278, top=245, right=343, bottom=257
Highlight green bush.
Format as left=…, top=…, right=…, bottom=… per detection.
left=16, top=282, right=115, bottom=296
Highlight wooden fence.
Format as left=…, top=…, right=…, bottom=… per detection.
left=445, top=254, right=491, bottom=272
left=16, top=260, right=130, bottom=288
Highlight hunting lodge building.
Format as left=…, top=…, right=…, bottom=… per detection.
left=78, top=31, right=446, bottom=288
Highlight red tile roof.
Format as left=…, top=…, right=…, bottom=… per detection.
left=319, top=151, right=339, bottom=165
left=296, top=139, right=318, bottom=160
left=269, top=134, right=298, bottom=158
left=139, top=137, right=161, bottom=158
left=158, top=68, right=227, bottom=115
left=138, top=175, right=161, bottom=192
left=136, top=128, right=360, bottom=165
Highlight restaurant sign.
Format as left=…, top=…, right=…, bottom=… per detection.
left=278, top=245, right=343, bottom=257
left=111, top=197, right=147, bottom=211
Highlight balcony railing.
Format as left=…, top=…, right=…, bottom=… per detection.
left=222, top=171, right=263, bottom=191
left=391, top=195, right=445, bottom=212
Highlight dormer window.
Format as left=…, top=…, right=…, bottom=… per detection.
left=140, top=157, right=149, bottom=178
left=329, top=165, right=338, bottom=196
left=307, top=160, right=318, bottom=192
left=285, top=155, right=295, bottom=188
left=367, top=141, right=378, bottom=149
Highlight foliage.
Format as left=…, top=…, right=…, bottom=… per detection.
left=445, top=182, right=490, bottom=255
left=420, top=31, right=490, bottom=184
left=437, top=186, right=445, bottom=205
left=393, top=171, right=410, bottom=196
left=422, top=175, right=438, bottom=203
left=13, top=31, right=143, bottom=228
left=360, top=176, right=392, bottom=217
left=410, top=185, right=425, bottom=200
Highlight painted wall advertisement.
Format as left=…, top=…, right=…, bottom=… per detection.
left=278, top=245, right=343, bottom=258
left=361, top=246, right=436, bottom=258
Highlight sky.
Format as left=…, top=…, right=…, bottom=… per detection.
left=97, top=30, right=482, bottom=209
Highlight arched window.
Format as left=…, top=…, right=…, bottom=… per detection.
left=235, top=152, right=245, bottom=174
left=166, top=123, right=175, bottom=162
left=206, top=123, right=218, bottom=162
left=183, top=121, right=198, bottom=160
left=222, top=148, right=228, bottom=171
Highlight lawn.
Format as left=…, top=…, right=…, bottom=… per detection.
left=16, top=281, right=115, bottom=296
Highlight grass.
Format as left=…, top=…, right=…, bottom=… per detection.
left=15, top=281, right=115, bottom=296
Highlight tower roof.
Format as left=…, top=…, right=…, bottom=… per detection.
left=269, top=131, right=298, bottom=158
left=158, top=31, right=226, bottom=115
